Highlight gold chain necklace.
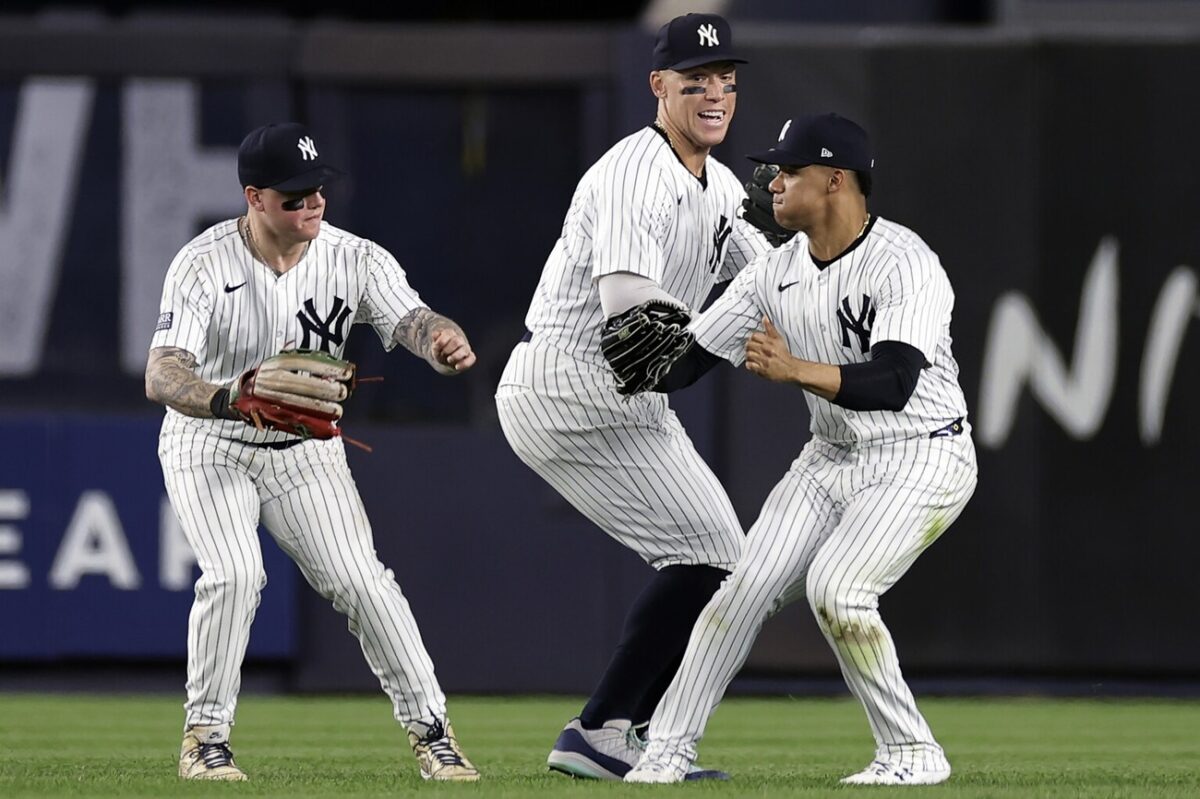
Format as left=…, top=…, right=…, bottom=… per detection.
left=857, top=213, right=871, bottom=239
left=238, top=216, right=263, bottom=265
left=239, top=215, right=308, bottom=271
left=654, top=119, right=684, bottom=155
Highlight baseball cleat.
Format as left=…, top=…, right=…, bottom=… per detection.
left=626, top=758, right=687, bottom=783
left=625, top=755, right=730, bottom=783
left=407, top=717, right=480, bottom=781
left=178, top=728, right=248, bottom=781
left=840, top=759, right=951, bottom=786
left=547, top=718, right=641, bottom=780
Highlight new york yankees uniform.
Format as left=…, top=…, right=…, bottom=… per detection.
left=152, top=218, right=448, bottom=735
left=640, top=216, right=978, bottom=774
left=495, top=126, right=768, bottom=568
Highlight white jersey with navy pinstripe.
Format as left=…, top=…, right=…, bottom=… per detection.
left=151, top=218, right=426, bottom=444
left=150, top=217, right=454, bottom=740
left=497, top=125, right=768, bottom=570
left=633, top=215, right=979, bottom=782
left=692, top=216, right=967, bottom=447
left=523, top=125, right=768, bottom=365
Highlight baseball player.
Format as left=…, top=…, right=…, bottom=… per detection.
left=620, top=113, right=978, bottom=785
left=144, top=122, right=479, bottom=782
left=494, top=13, right=769, bottom=780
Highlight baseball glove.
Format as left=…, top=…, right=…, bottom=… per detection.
left=740, top=163, right=796, bottom=247
left=228, top=349, right=357, bottom=440
left=600, top=300, right=694, bottom=395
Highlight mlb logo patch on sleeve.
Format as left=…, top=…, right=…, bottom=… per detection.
left=156, top=312, right=174, bottom=332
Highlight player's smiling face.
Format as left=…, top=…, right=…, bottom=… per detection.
left=654, top=62, right=737, bottom=150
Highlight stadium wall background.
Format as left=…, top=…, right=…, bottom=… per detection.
left=1, top=20, right=1197, bottom=692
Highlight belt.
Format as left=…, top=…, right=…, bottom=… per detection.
left=929, top=418, right=964, bottom=439
left=250, top=439, right=304, bottom=450
left=519, top=329, right=533, bottom=343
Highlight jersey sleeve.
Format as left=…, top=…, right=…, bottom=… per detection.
left=691, top=260, right=768, bottom=366
left=149, top=249, right=212, bottom=361
left=869, top=247, right=953, bottom=362
left=717, top=212, right=770, bottom=282
left=590, top=157, right=675, bottom=283
left=359, top=243, right=427, bottom=350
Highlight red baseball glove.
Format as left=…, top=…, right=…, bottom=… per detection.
left=228, top=349, right=356, bottom=440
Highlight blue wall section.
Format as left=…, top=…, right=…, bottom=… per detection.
left=0, top=416, right=297, bottom=658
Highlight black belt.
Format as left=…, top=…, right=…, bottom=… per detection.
left=929, top=418, right=964, bottom=439
left=251, top=439, right=304, bottom=450
left=519, top=329, right=533, bottom=343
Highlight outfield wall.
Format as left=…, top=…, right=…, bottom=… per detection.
left=1, top=19, right=1197, bottom=690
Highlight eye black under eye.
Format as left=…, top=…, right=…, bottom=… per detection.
left=281, top=197, right=305, bottom=211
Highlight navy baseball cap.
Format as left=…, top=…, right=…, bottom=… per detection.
left=748, top=113, right=874, bottom=172
left=652, top=13, right=747, bottom=71
left=237, top=122, right=344, bottom=191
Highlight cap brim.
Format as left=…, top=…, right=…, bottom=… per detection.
left=661, top=55, right=748, bottom=71
left=746, top=148, right=812, bottom=166
left=269, top=165, right=345, bottom=192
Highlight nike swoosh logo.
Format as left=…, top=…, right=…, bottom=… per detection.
left=778, top=281, right=799, bottom=292
left=224, top=282, right=247, bottom=293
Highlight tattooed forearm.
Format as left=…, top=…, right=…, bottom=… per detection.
left=391, top=308, right=465, bottom=369
left=145, top=347, right=222, bottom=418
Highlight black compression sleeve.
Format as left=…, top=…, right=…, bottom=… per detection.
left=653, top=342, right=724, bottom=393
left=834, top=340, right=926, bottom=411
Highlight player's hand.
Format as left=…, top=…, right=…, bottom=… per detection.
left=431, top=328, right=476, bottom=375
left=745, top=318, right=799, bottom=383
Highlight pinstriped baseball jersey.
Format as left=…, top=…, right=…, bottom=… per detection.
left=634, top=215, right=978, bottom=782
left=692, top=216, right=968, bottom=446
left=151, top=215, right=455, bottom=738
left=497, top=125, right=768, bottom=569
left=150, top=218, right=426, bottom=444
left=524, top=126, right=768, bottom=366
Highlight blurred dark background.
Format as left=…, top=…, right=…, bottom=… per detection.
left=2, top=1, right=1198, bottom=696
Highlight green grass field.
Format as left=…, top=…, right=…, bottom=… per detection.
left=1, top=694, right=1197, bottom=797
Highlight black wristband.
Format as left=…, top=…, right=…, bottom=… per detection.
left=210, top=388, right=232, bottom=419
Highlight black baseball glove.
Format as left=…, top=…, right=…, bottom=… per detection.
left=741, top=163, right=796, bottom=247
left=600, top=300, right=694, bottom=395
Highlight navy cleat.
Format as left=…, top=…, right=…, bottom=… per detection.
left=546, top=718, right=640, bottom=780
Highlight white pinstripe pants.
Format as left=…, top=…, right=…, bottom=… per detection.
left=159, top=430, right=446, bottom=735
left=496, top=341, right=743, bottom=570
left=645, top=432, right=978, bottom=771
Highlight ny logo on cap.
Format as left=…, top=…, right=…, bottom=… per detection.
left=297, top=135, right=318, bottom=161
left=697, top=23, right=719, bottom=46
left=778, top=120, right=791, bottom=141
left=821, top=147, right=833, bottom=157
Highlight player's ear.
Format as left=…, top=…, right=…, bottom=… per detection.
left=649, top=70, right=667, bottom=99
left=244, top=186, right=262, bottom=211
left=827, top=168, right=845, bottom=194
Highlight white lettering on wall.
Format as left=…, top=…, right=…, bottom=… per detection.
left=120, top=80, right=242, bottom=373
left=0, top=78, right=94, bottom=375
left=1139, top=266, right=1199, bottom=445
left=48, top=491, right=141, bottom=589
left=0, top=490, right=31, bottom=589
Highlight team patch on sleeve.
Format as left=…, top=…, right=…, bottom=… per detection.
left=156, top=312, right=174, bottom=332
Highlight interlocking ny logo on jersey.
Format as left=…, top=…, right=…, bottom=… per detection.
left=297, top=296, right=352, bottom=353
left=837, top=293, right=876, bottom=354
left=697, top=23, right=719, bottom=46
left=297, top=136, right=318, bottom=161
left=709, top=214, right=732, bottom=272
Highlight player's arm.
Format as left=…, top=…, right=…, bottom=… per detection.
left=745, top=319, right=924, bottom=410
left=597, top=272, right=684, bottom=317
left=652, top=341, right=723, bottom=392
left=145, top=346, right=230, bottom=419
left=391, top=307, right=476, bottom=375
